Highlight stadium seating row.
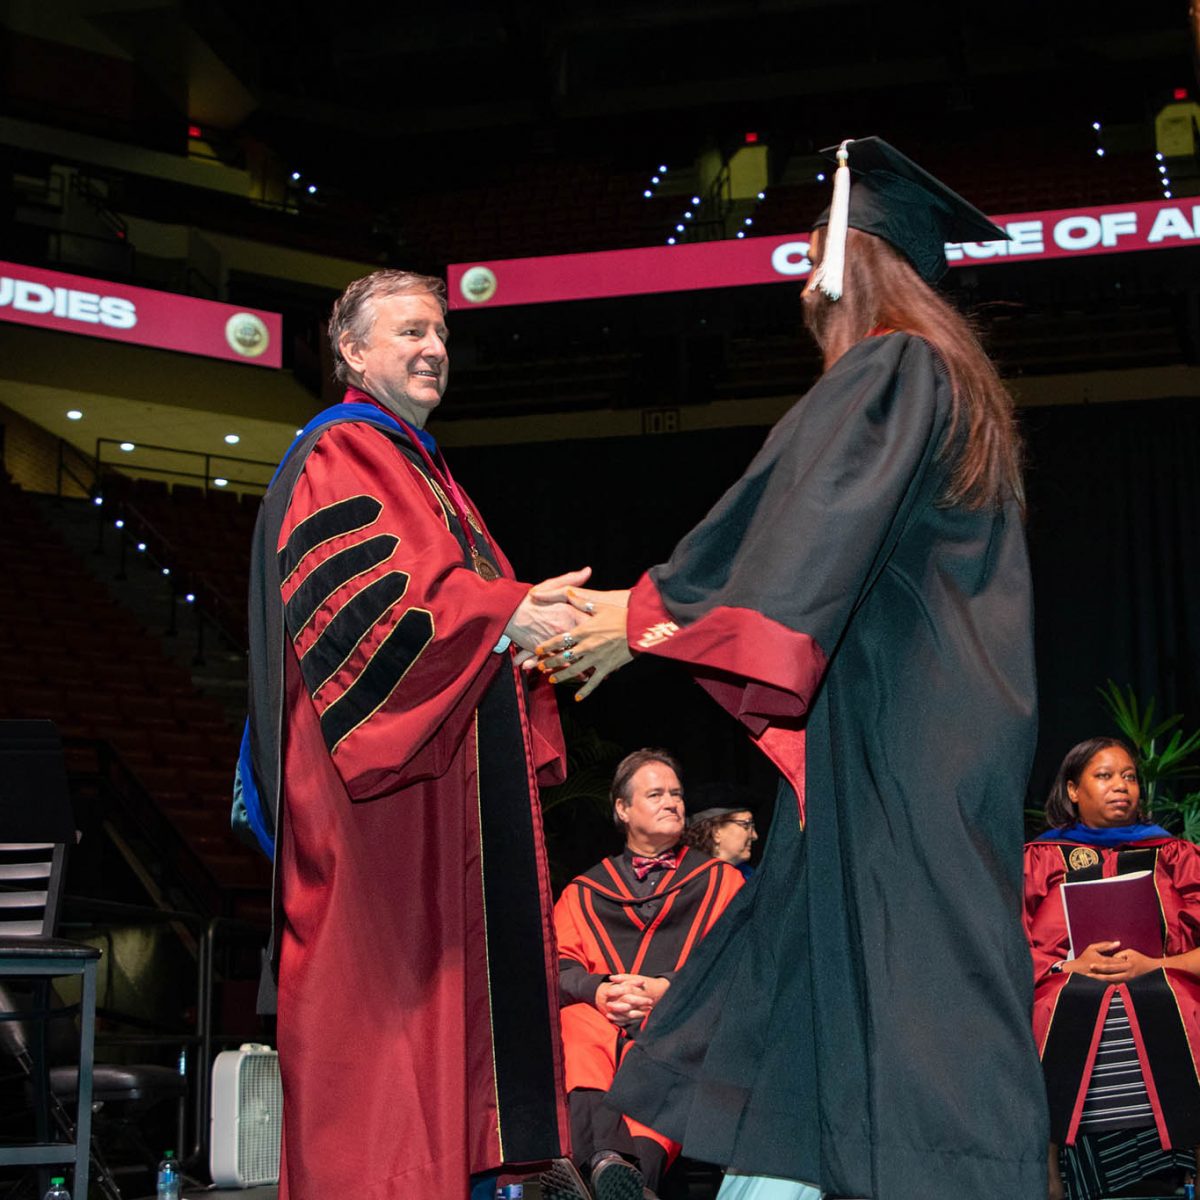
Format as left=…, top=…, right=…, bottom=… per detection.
left=0, top=476, right=266, bottom=898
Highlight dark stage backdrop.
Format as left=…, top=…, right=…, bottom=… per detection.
left=449, top=394, right=1200, bottom=848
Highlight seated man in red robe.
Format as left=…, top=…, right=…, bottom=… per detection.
left=547, top=749, right=743, bottom=1200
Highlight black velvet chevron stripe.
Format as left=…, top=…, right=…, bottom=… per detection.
left=1041, top=977, right=1109, bottom=1142
left=320, top=607, right=434, bottom=751
left=298, top=570, right=411, bottom=697
left=278, top=494, right=382, bottom=580
left=284, top=534, right=399, bottom=636
left=475, top=666, right=566, bottom=1160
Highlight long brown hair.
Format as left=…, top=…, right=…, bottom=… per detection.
left=804, top=228, right=1023, bottom=511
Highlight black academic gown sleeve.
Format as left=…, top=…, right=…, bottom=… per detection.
left=627, top=331, right=947, bottom=811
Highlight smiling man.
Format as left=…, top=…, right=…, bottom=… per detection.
left=244, top=269, right=588, bottom=1200
left=548, top=749, right=743, bottom=1200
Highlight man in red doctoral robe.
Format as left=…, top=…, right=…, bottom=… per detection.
left=245, top=269, right=587, bottom=1200
left=546, top=749, right=743, bottom=1200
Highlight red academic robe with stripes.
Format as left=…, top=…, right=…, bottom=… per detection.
left=253, top=395, right=569, bottom=1200
left=554, top=848, right=743, bottom=1157
left=1024, top=835, right=1200, bottom=1149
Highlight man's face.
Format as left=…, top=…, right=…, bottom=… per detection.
left=617, top=762, right=685, bottom=846
left=339, top=291, right=449, bottom=427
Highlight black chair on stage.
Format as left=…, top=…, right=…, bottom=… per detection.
left=0, top=719, right=98, bottom=1197
left=0, top=721, right=190, bottom=1198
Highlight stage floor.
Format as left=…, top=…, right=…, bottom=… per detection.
left=152, top=1180, right=1184, bottom=1199
left=180, top=1190, right=277, bottom=1199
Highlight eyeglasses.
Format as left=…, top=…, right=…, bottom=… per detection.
left=725, top=818, right=755, bottom=830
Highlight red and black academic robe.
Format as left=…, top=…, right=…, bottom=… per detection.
left=555, top=849, right=743, bottom=1155
left=1024, top=835, right=1200, bottom=1149
left=607, top=332, right=1047, bottom=1200
left=246, top=392, right=569, bottom=1200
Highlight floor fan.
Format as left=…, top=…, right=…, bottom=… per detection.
left=210, top=1044, right=283, bottom=1187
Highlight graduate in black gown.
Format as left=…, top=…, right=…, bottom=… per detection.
left=535, top=138, right=1049, bottom=1200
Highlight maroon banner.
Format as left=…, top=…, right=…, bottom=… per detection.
left=449, top=197, right=1200, bottom=310
left=0, top=260, right=282, bottom=368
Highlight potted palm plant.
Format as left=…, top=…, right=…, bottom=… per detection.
left=1098, top=680, right=1200, bottom=841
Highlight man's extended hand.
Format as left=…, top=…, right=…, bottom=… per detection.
left=505, top=568, right=592, bottom=654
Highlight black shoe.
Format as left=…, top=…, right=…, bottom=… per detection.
left=590, top=1154, right=650, bottom=1200
left=540, top=1157, right=592, bottom=1200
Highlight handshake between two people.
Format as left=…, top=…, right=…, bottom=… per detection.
left=502, top=566, right=635, bottom=700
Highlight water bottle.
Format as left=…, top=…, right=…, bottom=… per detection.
left=157, top=1149, right=181, bottom=1200
left=42, top=1178, right=70, bottom=1200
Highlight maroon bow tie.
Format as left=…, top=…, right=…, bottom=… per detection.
left=631, top=849, right=682, bottom=881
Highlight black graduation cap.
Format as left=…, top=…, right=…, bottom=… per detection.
left=810, top=136, right=1008, bottom=291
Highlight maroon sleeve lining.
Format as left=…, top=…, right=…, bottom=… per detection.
left=628, top=572, right=828, bottom=730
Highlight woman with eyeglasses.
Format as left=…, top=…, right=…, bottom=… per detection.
left=685, top=808, right=758, bottom=876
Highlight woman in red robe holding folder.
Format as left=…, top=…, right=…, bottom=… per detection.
left=1024, top=736, right=1200, bottom=1199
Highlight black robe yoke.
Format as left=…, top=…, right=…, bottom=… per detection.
left=607, top=333, right=1048, bottom=1199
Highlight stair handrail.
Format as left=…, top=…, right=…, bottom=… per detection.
left=92, top=479, right=247, bottom=656
left=93, top=438, right=276, bottom=495
left=56, top=437, right=98, bottom=500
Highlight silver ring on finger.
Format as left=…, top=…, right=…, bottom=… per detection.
left=562, top=649, right=575, bottom=663
left=562, top=633, right=577, bottom=650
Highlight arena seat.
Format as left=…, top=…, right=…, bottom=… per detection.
left=0, top=476, right=268, bottom=904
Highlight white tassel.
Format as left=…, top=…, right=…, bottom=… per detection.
left=812, top=140, right=852, bottom=301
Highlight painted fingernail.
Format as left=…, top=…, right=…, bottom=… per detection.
left=548, top=676, right=558, bottom=685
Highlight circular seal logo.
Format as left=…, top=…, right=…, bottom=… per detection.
left=225, top=312, right=270, bottom=358
left=1068, top=846, right=1100, bottom=871
left=460, top=266, right=497, bottom=304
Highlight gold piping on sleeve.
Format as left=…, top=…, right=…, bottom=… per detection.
left=280, top=492, right=381, bottom=585
left=325, top=607, right=435, bottom=752
left=309, top=581, right=412, bottom=700
left=289, top=535, right=399, bottom=642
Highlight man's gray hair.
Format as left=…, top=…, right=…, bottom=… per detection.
left=328, top=269, right=448, bottom=385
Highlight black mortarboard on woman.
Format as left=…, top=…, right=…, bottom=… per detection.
left=809, top=136, right=1009, bottom=300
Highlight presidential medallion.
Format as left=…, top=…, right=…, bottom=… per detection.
left=1068, top=846, right=1100, bottom=870
left=471, top=548, right=500, bottom=581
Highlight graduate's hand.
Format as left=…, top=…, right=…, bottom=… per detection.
left=527, top=567, right=594, bottom=604
left=1062, top=941, right=1125, bottom=977
left=505, top=569, right=592, bottom=654
left=536, top=602, right=633, bottom=700
left=530, top=580, right=629, bottom=610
